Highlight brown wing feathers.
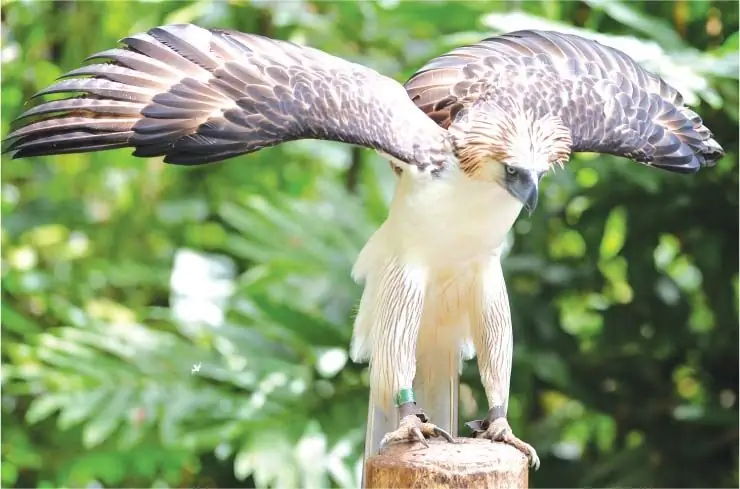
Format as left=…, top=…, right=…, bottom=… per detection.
left=405, top=30, right=724, bottom=173
left=4, top=24, right=450, bottom=170
left=5, top=25, right=721, bottom=173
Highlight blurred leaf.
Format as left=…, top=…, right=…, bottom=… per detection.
left=82, top=386, right=134, bottom=448
left=599, top=206, right=627, bottom=260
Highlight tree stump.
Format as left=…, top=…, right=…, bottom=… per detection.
left=363, top=438, right=528, bottom=489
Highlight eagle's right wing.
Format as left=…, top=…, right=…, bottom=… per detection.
left=4, top=24, right=451, bottom=173
left=405, top=30, right=723, bottom=173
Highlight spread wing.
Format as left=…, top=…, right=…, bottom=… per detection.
left=4, top=24, right=451, bottom=172
left=404, top=30, right=723, bottom=173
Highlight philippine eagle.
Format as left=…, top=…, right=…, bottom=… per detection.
left=4, top=23, right=724, bottom=472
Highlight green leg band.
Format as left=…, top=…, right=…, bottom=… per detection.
left=394, top=388, right=415, bottom=406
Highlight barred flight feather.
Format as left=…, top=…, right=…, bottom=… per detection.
left=4, top=24, right=452, bottom=173
left=406, top=30, right=724, bottom=173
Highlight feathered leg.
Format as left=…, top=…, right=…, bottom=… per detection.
left=466, top=256, right=540, bottom=469
left=353, top=256, right=454, bottom=466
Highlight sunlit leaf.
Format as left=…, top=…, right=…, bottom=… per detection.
left=599, top=207, right=627, bottom=260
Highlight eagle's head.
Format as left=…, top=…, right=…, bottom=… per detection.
left=449, top=99, right=573, bottom=214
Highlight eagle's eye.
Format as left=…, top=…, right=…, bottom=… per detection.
left=505, top=165, right=518, bottom=176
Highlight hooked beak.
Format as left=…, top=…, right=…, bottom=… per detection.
left=507, top=170, right=539, bottom=215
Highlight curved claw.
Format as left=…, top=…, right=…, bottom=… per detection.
left=529, top=451, right=541, bottom=471
left=431, top=425, right=456, bottom=443
left=465, top=419, right=486, bottom=434
left=502, top=431, right=540, bottom=470
left=411, top=426, right=429, bottom=448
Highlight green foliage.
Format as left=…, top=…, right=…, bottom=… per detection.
left=2, top=1, right=737, bottom=488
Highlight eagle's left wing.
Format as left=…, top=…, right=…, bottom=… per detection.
left=405, top=30, right=723, bottom=173
left=4, top=24, right=451, bottom=174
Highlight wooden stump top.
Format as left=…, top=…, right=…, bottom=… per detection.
left=364, top=438, right=528, bottom=489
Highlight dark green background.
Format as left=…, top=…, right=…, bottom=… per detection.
left=1, top=1, right=737, bottom=488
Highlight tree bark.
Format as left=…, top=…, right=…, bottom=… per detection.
left=363, top=438, right=528, bottom=489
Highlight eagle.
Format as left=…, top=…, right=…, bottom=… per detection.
left=4, top=24, right=724, bottom=472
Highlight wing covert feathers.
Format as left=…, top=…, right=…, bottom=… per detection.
left=5, top=24, right=451, bottom=171
left=405, top=30, right=724, bottom=173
